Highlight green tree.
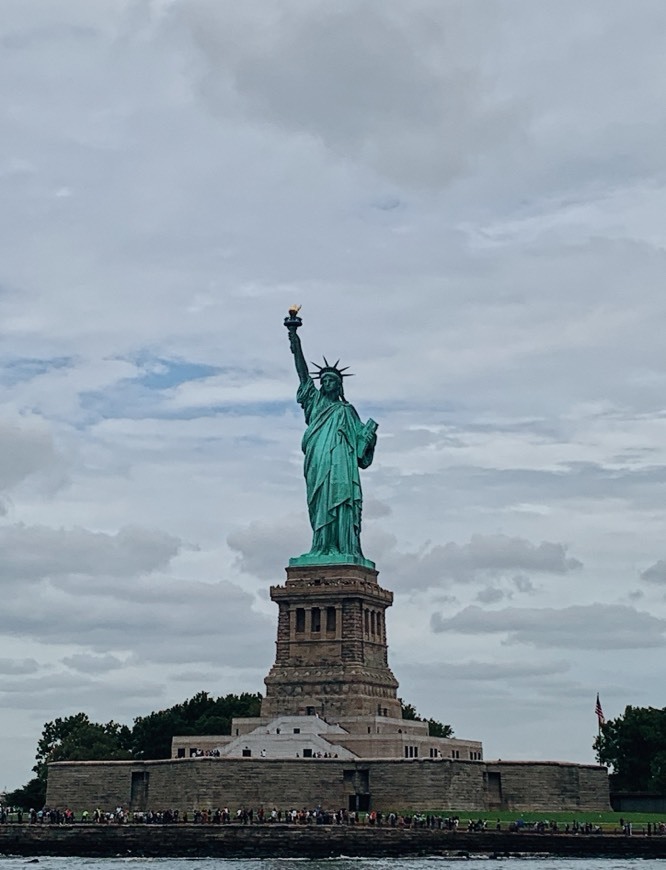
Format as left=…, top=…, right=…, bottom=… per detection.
left=131, top=691, right=262, bottom=759
left=8, top=693, right=264, bottom=805
left=400, top=700, right=419, bottom=720
left=399, top=698, right=454, bottom=737
left=4, top=777, right=47, bottom=811
left=7, top=713, right=132, bottom=809
left=426, top=718, right=454, bottom=738
left=594, top=705, right=666, bottom=792
left=34, top=713, right=132, bottom=780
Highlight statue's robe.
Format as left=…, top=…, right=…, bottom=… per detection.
left=297, top=377, right=375, bottom=558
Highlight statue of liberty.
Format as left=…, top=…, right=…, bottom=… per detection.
left=285, top=306, right=377, bottom=568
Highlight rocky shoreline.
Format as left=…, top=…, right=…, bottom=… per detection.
left=2, top=824, right=666, bottom=859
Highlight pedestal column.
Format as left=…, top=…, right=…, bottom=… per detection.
left=261, top=564, right=401, bottom=720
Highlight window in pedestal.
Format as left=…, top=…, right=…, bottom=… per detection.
left=296, top=608, right=305, bottom=633
left=311, top=607, right=321, bottom=632
left=326, top=606, right=336, bottom=632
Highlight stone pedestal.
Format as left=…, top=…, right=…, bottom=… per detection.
left=261, top=563, right=401, bottom=720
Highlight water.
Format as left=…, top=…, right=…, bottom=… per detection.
left=0, top=860, right=663, bottom=870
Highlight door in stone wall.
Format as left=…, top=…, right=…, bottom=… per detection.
left=344, top=768, right=371, bottom=812
left=487, top=772, right=502, bottom=809
left=130, top=771, right=149, bottom=811
left=348, top=793, right=371, bottom=812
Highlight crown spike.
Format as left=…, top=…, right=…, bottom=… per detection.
left=308, top=356, right=355, bottom=380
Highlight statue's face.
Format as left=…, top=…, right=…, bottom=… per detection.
left=321, top=373, right=341, bottom=398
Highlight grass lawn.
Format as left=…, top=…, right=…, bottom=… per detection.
left=419, top=810, right=666, bottom=830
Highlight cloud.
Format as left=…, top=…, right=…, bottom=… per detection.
left=227, top=515, right=309, bottom=577
left=431, top=604, right=666, bottom=650
left=375, top=532, right=582, bottom=591
left=62, top=653, right=125, bottom=674
left=398, top=658, right=570, bottom=683
left=176, top=0, right=520, bottom=188
left=0, top=523, right=182, bottom=582
left=0, top=576, right=272, bottom=669
left=0, top=671, right=167, bottom=712
left=363, top=498, right=392, bottom=519
left=476, top=586, right=506, bottom=604
left=640, top=560, right=666, bottom=584
left=431, top=534, right=582, bottom=576
left=512, top=574, right=535, bottom=594
left=0, top=417, right=59, bottom=491
left=0, top=657, right=40, bottom=676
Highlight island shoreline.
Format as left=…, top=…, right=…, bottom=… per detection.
left=2, top=824, right=666, bottom=859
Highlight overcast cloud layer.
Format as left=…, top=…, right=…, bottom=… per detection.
left=1, top=0, right=666, bottom=790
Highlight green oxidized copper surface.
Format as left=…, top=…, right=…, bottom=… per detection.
left=285, top=308, right=377, bottom=569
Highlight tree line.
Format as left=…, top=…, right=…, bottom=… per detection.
left=6, top=691, right=262, bottom=809
left=594, top=704, right=666, bottom=793
left=8, top=696, right=665, bottom=809
left=5, top=693, right=452, bottom=809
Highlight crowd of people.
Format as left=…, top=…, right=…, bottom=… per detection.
left=1, top=804, right=665, bottom=835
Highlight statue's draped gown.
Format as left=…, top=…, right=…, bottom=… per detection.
left=297, top=377, right=375, bottom=558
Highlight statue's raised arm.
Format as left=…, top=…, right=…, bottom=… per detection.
left=284, top=305, right=309, bottom=384
left=283, top=306, right=377, bottom=569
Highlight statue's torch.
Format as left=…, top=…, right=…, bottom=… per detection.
left=284, top=304, right=302, bottom=331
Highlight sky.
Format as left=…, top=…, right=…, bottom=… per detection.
left=1, top=0, right=666, bottom=792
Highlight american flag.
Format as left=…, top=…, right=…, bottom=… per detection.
left=595, top=693, right=605, bottom=726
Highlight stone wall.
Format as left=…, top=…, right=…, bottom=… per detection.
left=46, top=757, right=610, bottom=814
left=3, top=824, right=666, bottom=860
left=484, top=761, right=610, bottom=812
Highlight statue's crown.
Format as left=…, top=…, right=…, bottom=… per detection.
left=309, top=357, right=353, bottom=380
